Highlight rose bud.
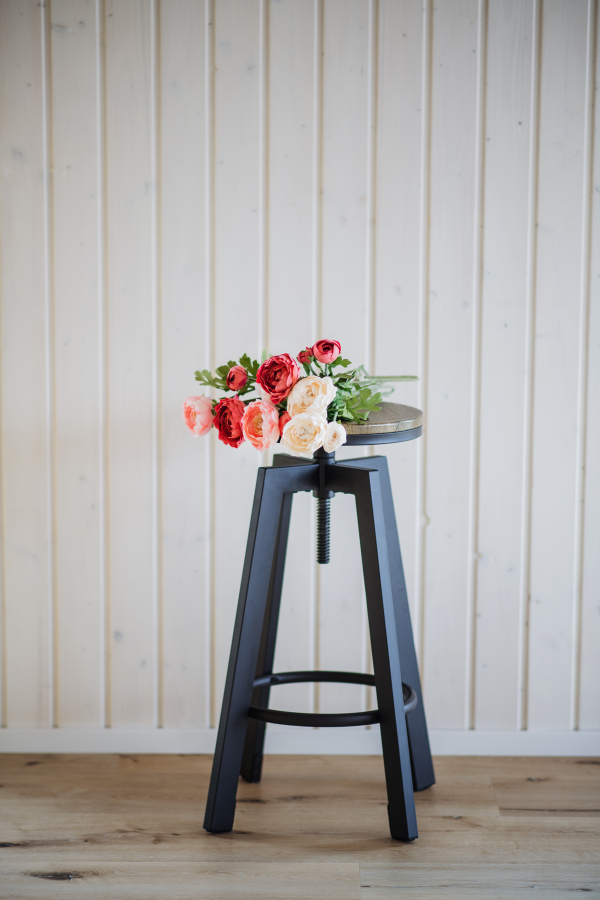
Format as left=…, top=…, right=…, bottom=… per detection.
left=183, top=395, right=214, bottom=436
left=241, top=401, right=280, bottom=451
left=213, top=395, right=246, bottom=448
left=256, top=353, right=300, bottom=404
left=323, top=420, right=347, bottom=453
left=279, top=411, right=291, bottom=430
left=226, top=364, right=248, bottom=391
left=298, top=347, right=313, bottom=364
left=312, top=339, right=341, bottom=364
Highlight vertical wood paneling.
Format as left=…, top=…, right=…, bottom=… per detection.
left=570, top=0, right=596, bottom=732
left=50, top=0, right=103, bottom=727
left=267, top=0, right=317, bottom=714
left=212, top=0, right=262, bottom=719
left=374, top=0, right=423, bottom=630
left=318, top=0, right=371, bottom=716
left=528, top=0, right=588, bottom=731
left=105, top=0, right=156, bottom=726
left=0, top=0, right=598, bottom=746
left=422, top=0, right=479, bottom=729
left=414, top=0, right=433, bottom=671
left=0, top=0, right=52, bottom=727
left=579, top=0, right=600, bottom=732
left=475, top=0, right=534, bottom=730
left=159, top=0, right=209, bottom=729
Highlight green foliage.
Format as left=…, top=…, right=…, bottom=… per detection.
left=193, top=351, right=417, bottom=424
left=239, top=353, right=260, bottom=377
left=331, top=381, right=383, bottom=423
left=330, top=357, right=352, bottom=369
left=194, top=368, right=228, bottom=390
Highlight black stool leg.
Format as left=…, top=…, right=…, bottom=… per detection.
left=204, top=463, right=316, bottom=834
left=240, top=491, right=293, bottom=783
left=338, top=456, right=435, bottom=791
left=331, top=464, right=418, bottom=841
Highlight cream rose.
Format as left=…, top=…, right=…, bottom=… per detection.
left=281, top=412, right=327, bottom=458
left=323, top=420, right=347, bottom=453
left=286, top=375, right=336, bottom=417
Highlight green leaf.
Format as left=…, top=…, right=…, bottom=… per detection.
left=239, top=353, right=252, bottom=370
left=330, top=357, right=352, bottom=369
left=369, top=374, right=419, bottom=381
left=261, top=349, right=269, bottom=362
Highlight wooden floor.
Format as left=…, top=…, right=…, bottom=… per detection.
left=0, top=754, right=598, bottom=898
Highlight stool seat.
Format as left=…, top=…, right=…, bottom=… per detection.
left=344, top=402, right=423, bottom=445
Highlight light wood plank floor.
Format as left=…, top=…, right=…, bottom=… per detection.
left=0, top=754, right=598, bottom=898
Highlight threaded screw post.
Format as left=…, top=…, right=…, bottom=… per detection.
left=316, top=497, right=331, bottom=564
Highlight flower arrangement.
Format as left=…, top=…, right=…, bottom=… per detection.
left=183, top=340, right=416, bottom=458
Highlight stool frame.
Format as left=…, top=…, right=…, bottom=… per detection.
left=203, top=447, right=434, bottom=842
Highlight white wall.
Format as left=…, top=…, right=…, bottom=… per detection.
left=0, top=0, right=598, bottom=755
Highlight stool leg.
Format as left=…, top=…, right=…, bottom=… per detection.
left=343, top=465, right=418, bottom=841
left=240, top=492, right=293, bottom=783
left=204, top=463, right=317, bottom=834
left=338, top=456, right=435, bottom=791
left=203, top=469, right=288, bottom=833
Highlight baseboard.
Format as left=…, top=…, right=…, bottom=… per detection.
left=0, top=726, right=598, bottom=756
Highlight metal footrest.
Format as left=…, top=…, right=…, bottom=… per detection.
left=248, top=670, right=417, bottom=728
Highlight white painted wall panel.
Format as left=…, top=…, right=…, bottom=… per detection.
left=374, top=0, right=423, bottom=635
left=318, top=0, right=371, bottom=717
left=268, top=0, right=317, bottom=715
left=422, top=0, right=478, bottom=729
left=159, top=0, right=210, bottom=729
left=0, top=0, right=52, bottom=728
left=0, top=0, right=598, bottom=752
left=528, top=0, right=588, bottom=731
left=50, top=0, right=103, bottom=727
left=212, top=0, right=263, bottom=724
left=475, top=0, right=533, bottom=730
left=104, top=0, right=157, bottom=726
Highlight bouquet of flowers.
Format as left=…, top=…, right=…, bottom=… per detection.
left=183, top=339, right=415, bottom=458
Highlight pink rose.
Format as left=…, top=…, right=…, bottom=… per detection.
left=256, top=353, right=300, bottom=404
left=241, top=400, right=280, bottom=451
left=226, top=364, right=248, bottom=391
left=213, top=395, right=245, bottom=448
left=298, top=347, right=313, bottom=364
left=183, top=395, right=214, bottom=436
left=312, top=339, right=341, bottom=364
left=279, top=411, right=291, bottom=430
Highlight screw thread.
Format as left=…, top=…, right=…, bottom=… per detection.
left=316, top=497, right=331, bottom=564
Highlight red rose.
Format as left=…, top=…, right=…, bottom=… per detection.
left=279, top=411, right=291, bottom=430
left=256, top=353, right=300, bottom=404
left=298, top=347, right=313, bottom=364
left=312, top=339, right=341, bottom=364
left=213, top=395, right=245, bottom=447
left=227, top=364, right=248, bottom=391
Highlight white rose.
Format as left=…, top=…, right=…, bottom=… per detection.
left=323, top=420, right=347, bottom=453
left=286, top=375, right=336, bottom=417
left=281, top=412, right=328, bottom=458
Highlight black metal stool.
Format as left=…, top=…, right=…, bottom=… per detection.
left=204, top=402, right=435, bottom=841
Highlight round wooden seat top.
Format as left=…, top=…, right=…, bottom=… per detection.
left=344, top=402, right=423, bottom=446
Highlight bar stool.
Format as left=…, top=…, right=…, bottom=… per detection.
left=203, top=402, right=435, bottom=841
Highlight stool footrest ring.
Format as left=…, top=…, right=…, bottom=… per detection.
left=248, top=670, right=417, bottom=727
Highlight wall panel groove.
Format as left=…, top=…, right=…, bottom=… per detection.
left=517, top=0, right=542, bottom=732
left=465, top=0, right=488, bottom=732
